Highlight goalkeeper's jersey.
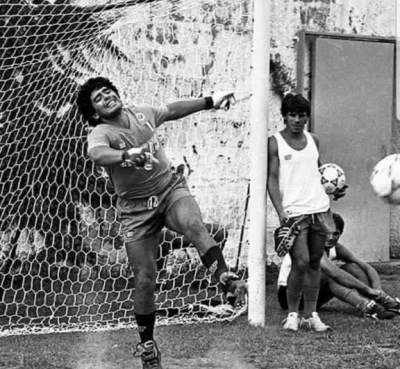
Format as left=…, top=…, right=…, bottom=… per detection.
left=274, top=130, right=330, bottom=217
left=87, top=105, right=172, bottom=199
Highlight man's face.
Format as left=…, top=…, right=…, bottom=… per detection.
left=326, top=227, right=342, bottom=248
left=90, top=86, right=123, bottom=121
left=284, top=111, right=308, bottom=134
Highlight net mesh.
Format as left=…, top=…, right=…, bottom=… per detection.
left=0, top=0, right=254, bottom=336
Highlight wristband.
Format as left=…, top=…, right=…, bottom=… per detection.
left=204, top=96, right=214, bottom=110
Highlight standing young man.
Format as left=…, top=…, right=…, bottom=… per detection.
left=267, top=93, right=344, bottom=332
left=76, top=77, right=247, bottom=369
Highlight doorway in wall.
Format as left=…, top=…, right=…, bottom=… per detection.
left=297, top=31, right=395, bottom=262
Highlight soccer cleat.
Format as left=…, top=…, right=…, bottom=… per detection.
left=301, top=312, right=331, bottom=332
left=133, top=340, right=163, bottom=369
left=219, top=271, right=248, bottom=308
left=364, top=300, right=397, bottom=320
left=282, top=312, right=300, bottom=331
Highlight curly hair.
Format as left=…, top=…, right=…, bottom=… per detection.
left=76, top=77, right=120, bottom=127
left=332, top=212, right=345, bottom=233
left=280, top=93, right=311, bottom=117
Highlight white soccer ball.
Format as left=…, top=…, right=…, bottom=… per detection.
left=370, top=154, right=400, bottom=205
left=319, top=163, right=346, bottom=195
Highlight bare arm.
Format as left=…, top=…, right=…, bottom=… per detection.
left=310, top=133, right=322, bottom=167
left=88, top=145, right=124, bottom=166
left=311, top=132, right=347, bottom=200
left=267, top=136, right=286, bottom=223
left=320, top=254, right=376, bottom=296
left=164, top=92, right=234, bottom=121
left=164, top=98, right=209, bottom=121
left=335, top=243, right=382, bottom=289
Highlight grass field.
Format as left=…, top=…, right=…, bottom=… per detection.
left=1, top=263, right=400, bottom=369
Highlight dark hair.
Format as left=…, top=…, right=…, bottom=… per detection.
left=280, top=93, right=311, bottom=117
left=332, top=212, right=345, bottom=233
left=76, top=77, right=120, bottom=127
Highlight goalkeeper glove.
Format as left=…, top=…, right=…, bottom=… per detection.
left=122, top=147, right=159, bottom=170
left=207, top=92, right=236, bottom=111
left=274, top=217, right=303, bottom=257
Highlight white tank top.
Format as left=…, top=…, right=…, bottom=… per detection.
left=274, top=130, right=330, bottom=217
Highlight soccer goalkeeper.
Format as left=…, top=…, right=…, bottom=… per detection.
left=76, top=77, right=247, bottom=369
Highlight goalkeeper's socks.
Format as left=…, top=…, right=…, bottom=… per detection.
left=135, top=312, right=156, bottom=343
left=200, top=246, right=228, bottom=280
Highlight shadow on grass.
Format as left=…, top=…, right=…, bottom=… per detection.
left=0, top=265, right=399, bottom=369
left=0, top=262, right=247, bottom=334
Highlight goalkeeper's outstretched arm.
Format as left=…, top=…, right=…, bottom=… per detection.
left=164, top=92, right=236, bottom=121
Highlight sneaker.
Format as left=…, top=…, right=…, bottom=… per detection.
left=282, top=312, right=300, bottom=331
left=133, top=340, right=163, bottom=369
left=377, top=293, right=400, bottom=314
left=301, top=312, right=331, bottom=332
left=387, top=297, right=400, bottom=314
left=364, top=300, right=397, bottom=320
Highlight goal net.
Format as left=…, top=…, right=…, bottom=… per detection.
left=0, top=0, right=255, bottom=336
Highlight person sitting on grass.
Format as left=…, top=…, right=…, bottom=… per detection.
left=277, top=212, right=400, bottom=321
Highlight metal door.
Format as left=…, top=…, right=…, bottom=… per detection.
left=312, top=37, right=394, bottom=261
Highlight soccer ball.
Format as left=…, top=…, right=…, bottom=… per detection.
left=370, top=154, right=400, bottom=204
left=319, top=163, right=346, bottom=195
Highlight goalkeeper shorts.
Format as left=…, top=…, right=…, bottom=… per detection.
left=117, top=172, right=193, bottom=243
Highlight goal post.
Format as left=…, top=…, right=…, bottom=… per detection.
left=248, top=0, right=270, bottom=327
left=397, top=0, right=400, bottom=120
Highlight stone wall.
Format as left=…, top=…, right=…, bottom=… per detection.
left=265, top=0, right=399, bottom=258
left=28, top=0, right=398, bottom=265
